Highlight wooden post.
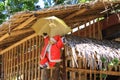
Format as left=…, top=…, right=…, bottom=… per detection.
left=22, top=43, right=25, bottom=80
left=97, top=18, right=102, bottom=40
left=93, top=20, right=96, bottom=39
left=62, top=46, right=66, bottom=80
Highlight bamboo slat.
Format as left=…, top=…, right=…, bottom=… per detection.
left=97, top=20, right=102, bottom=40
left=89, top=21, right=92, bottom=38
left=67, top=68, right=120, bottom=76
left=27, top=40, right=30, bottom=80
left=38, top=36, right=41, bottom=80
left=93, top=20, right=96, bottom=39
left=25, top=41, right=27, bottom=80
left=0, top=33, right=37, bottom=55
left=22, top=43, right=25, bottom=80
left=34, top=36, right=38, bottom=79
left=13, top=47, right=15, bottom=80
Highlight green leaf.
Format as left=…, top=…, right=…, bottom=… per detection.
left=102, top=74, right=107, bottom=79
left=0, top=2, right=5, bottom=11
left=112, top=58, right=119, bottom=65
left=101, top=57, right=106, bottom=63
left=108, top=62, right=114, bottom=66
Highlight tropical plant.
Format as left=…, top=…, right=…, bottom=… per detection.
left=0, top=0, right=39, bottom=24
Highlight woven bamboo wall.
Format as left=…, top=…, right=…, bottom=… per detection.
left=1, top=35, right=42, bottom=80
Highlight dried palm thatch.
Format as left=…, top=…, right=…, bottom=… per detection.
left=65, top=35, right=120, bottom=70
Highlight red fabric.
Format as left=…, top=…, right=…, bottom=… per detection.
left=40, top=54, right=56, bottom=67
left=40, top=35, right=64, bottom=67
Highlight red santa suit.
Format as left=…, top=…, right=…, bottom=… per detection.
left=40, top=35, right=64, bottom=68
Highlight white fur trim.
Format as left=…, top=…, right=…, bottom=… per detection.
left=50, top=38, right=57, bottom=43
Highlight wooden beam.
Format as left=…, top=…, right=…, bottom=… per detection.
left=64, top=8, right=87, bottom=19
left=0, top=29, right=34, bottom=46
left=14, top=16, right=36, bottom=30
left=0, top=16, right=36, bottom=42
left=0, top=34, right=9, bottom=42
left=64, top=2, right=103, bottom=20
left=67, top=67, right=120, bottom=76
left=0, top=33, right=37, bottom=55
left=66, top=14, right=103, bottom=24
left=9, top=28, right=33, bottom=36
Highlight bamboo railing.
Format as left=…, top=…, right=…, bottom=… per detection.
left=0, top=34, right=64, bottom=80
left=1, top=34, right=42, bottom=80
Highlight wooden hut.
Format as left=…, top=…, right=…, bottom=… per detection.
left=0, top=0, right=120, bottom=80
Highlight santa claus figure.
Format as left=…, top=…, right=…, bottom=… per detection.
left=40, top=33, right=64, bottom=69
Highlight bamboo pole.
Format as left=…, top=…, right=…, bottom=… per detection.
left=90, top=57, right=92, bottom=80
left=84, top=24, right=87, bottom=37
left=19, top=45, right=21, bottom=79
left=94, top=54, right=97, bottom=80
left=6, top=51, right=9, bottom=79
left=8, top=50, right=10, bottom=80
left=38, top=36, right=41, bottom=80
left=31, top=38, right=34, bottom=79
left=78, top=58, right=82, bottom=80
left=13, top=47, right=16, bottom=80
left=67, top=68, right=120, bottom=76
left=25, top=41, right=27, bottom=80
left=28, top=40, right=31, bottom=80
left=4, top=53, right=6, bottom=79
left=97, top=19, right=102, bottom=40
left=22, top=43, right=25, bottom=80
left=10, top=49, right=13, bottom=79
left=34, top=36, right=38, bottom=79
left=0, top=33, right=37, bottom=55
left=93, top=20, right=96, bottom=39
left=89, top=21, right=92, bottom=38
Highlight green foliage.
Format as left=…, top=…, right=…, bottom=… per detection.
left=44, top=2, right=49, bottom=8
left=53, top=0, right=64, bottom=4
left=0, top=0, right=39, bottom=24
left=56, top=0, right=64, bottom=4
left=102, top=74, right=107, bottom=79
left=101, top=57, right=106, bottom=63
left=108, top=58, right=119, bottom=66
left=0, top=2, right=5, bottom=11
left=22, top=1, right=35, bottom=11
left=79, top=0, right=86, bottom=3
left=78, top=0, right=92, bottom=3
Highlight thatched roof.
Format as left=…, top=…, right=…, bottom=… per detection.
left=0, top=1, right=120, bottom=49
left=65, top=35, right=120, bottom=69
